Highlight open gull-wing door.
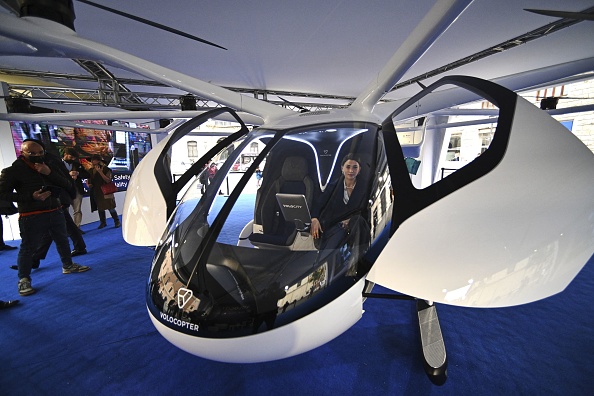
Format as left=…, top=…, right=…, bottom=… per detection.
left=368, top=75, right=594, bottom=307
left=122, top=108, right=250, bottom=246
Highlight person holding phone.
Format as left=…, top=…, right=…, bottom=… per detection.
left=7, top=149, right=89, bottom=271
left=0, top=140, right=91, bottom=297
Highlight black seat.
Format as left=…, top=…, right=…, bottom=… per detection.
left=249, top=156, right=315, bottom=248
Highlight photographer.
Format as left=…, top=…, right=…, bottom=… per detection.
left=0, top=140, right=90, bottom=297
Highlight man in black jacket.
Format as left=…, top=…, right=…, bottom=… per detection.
left=23, top=148, right=88, bottom=268
left=62, top=147, right=88, bottom=231
left=0, top=140, right=91, bottom=296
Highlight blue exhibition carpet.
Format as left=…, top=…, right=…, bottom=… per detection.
left=1, top=203, right=593, bottom=395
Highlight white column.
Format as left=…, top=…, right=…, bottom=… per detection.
left=0, top=82, right=20, bottom=241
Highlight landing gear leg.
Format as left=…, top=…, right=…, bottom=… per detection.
left=362, top=286, right=448, bottom=385
left=416, top=299, right=447, bottom=385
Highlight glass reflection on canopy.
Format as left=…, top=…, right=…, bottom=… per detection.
left=147, top=122, right=393, bottom=337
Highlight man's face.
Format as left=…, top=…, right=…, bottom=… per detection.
left=63, top=153, right=77, bottom=163
left=22, top=144, right=45, bottom=164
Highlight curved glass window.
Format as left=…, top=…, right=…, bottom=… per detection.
left=148, top=122, right=393, bottom=337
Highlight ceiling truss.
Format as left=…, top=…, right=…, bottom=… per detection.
left=0, top=66, right=353, bottom=113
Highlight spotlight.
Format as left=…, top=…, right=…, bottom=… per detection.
left=6, top=97, right=31, bottom=113
left=180, top=95, right=197, bottom=111
left=19, top=0, right=76, bottom=30
left=540, top=97, right=559, bottom=110
left=159, top=119, right=172, bottom=128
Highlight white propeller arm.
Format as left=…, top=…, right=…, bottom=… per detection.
left=0, top=14, right=293, bottom=122
left=352, top=0, right=473, bottom=112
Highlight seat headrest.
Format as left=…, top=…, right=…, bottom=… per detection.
left=281, top=156, right=308, bottom=181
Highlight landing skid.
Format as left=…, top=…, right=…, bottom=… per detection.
left=363, top=285, right=447, bottom=385
left=416, top=299, right=447, bottom=385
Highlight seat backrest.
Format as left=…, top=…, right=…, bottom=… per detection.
left=251, top=156, right=314, bottom=246
left=278, top=156, right=313, bottom=197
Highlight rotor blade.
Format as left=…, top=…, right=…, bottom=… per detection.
left=76, top=0, right=227, bottom=50
left=525, top=9, right=594, bottom=21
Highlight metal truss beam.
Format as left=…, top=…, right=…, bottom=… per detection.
left=5, top=83, right=349, bottom=112
left=72, top=59, right=145, bottom=107
left=0, top=67, right=354, bottom=112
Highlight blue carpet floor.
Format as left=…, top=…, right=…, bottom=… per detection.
left=1, top=208, right=593, bottom=395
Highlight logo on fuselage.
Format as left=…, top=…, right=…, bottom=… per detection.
left=178, top=287, right=193, bottom=309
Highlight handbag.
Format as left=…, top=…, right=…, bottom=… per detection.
left=101, top=181, right=118, bottom=195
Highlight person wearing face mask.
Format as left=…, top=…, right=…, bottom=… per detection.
left=62, top=148, right=89, bottom=232
left=7, top=145, right=89, bottom=271
left=0, top=140, right=91, bottom=297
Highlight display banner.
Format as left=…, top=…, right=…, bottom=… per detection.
left=10, top=120, right=152, bottom=194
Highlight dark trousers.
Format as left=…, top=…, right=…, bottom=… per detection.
left=318, top=215, right=370, bottom=280
left=33, top=206, right=86, bottom=264
left=18, top=209, right=73, bottom=280
left=98, top=208, right=119, bottom=225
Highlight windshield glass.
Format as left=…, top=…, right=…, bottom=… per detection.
left=148, top=122, right=393, bottom=337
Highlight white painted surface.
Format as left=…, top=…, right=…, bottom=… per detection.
left=369, top=97, right=594, bottom=307
left=150, top=278, right=365, bottom=363
left=122, top=134, right=170, bottom=246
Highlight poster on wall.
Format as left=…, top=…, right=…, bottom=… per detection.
left=10, top=120, right=152, bottom=193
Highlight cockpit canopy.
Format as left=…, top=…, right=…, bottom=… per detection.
left=147, top=119, right=392, bottom=337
